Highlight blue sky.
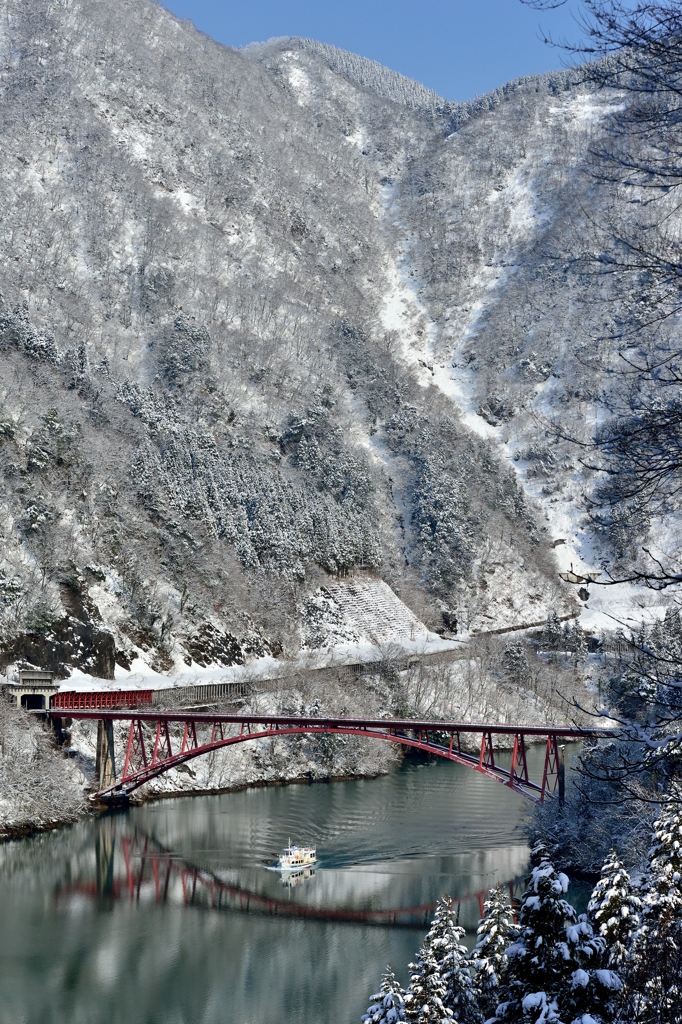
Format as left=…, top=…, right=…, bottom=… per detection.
left=162, top=0, right=584, bottom=102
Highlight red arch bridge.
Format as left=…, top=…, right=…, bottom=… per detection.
left=55, top=710, right=615, bottom=804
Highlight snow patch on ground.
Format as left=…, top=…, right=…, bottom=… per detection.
left=281, top=52, right=312, bottom=106
left=380, top=182, right=499, bottom=441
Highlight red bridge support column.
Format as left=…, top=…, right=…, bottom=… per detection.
left=541, top=734, right=560, bottom=803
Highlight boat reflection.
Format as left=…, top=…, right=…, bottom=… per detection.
left=280, top=866, right=316, bottom=888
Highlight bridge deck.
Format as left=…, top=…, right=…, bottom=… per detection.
left=53, top=711, right=616, bottom=804
left=56, top=709, right=612, bottom=739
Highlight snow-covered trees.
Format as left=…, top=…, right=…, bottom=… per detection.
left=643, top=790, right=682, bottom=926
left=403, top=928, right=452, bottom=1023
left=403, top=897, right=480, bottom=1024
left=439, top=905, right=482, bottom=1024
left=588, top=851, right=641, bottom=969
left=362, top=966, right=405, bottom=1024
left=620, top=793, right=682, bottom=1023
left=0, top=0, right=597, bottom=678
left=572, top=607, right=682, bottom=829
left=541, top=612, right=563, bottom=652
left=362, top=822, right=682, bottom=1024
left=293, top=38, right=443, bottom=111
left=0, top=694, right=84, bottom=835
left=470, top=886, right=513, bottom=1018
left=494, top=844, right=617, bottom=1024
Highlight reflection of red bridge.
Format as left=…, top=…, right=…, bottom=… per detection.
left=57, top=710, right=614, bottom=803
left=57, top=831, right=523, bottom=927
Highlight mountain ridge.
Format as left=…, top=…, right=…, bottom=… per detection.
left=0, top=0, right=655, bottom=683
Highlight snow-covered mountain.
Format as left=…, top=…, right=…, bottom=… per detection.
left=0, top=0, right=655, bottom=679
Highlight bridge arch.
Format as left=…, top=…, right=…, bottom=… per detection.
left=120, top=723, right=525, bottom=796
left=55, top=712, right=609, bottom=804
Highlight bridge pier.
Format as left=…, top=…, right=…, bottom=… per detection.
left=96, top=719, right=117, bottom=789
left=558, top=744, right=565, bottom=806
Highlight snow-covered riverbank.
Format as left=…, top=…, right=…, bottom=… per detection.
left=1, top=637, right=609, bottom=839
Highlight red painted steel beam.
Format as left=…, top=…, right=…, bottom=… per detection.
left=90, top=721, right=609, bottom=802
left=52, top=690, right=153, bottom=710
left=98, top=725, right=543, bottom=799
left=59, top=709, right=615, bottom=739
left=65, top=711, right=616, bottom=803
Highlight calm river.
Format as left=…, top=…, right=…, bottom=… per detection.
left=0, top=753, right=543, bottom=1024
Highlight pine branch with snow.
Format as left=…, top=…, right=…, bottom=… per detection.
left=470, top=886, right=513, bottom=1018
left=362, top=965, right=406, bottom=1024
left=588, top=850, right=641, bottom=969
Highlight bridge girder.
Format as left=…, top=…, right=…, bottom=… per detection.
left=56, top=712, right=614, bottom=804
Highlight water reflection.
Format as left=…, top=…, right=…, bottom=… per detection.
left=279, top=865, right=316, bottom=888
left=55, top=819, right=526, bottom=929
left=0, top=755, right=541, bottom=1024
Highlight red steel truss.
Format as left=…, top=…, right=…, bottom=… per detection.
left=53, top=690, right=153, bottom=710
left=60, top=710, right=614, bottom=803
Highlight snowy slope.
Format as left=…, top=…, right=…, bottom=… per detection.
left=0, top=0, right=661, bottom=691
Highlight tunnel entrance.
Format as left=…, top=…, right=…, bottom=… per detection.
left=21, top=693, right=46, bottom=710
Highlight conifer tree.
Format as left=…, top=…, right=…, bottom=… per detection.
left=623, top=792, right=682, bottom=1023
left=403, top=931, right=451, bottom=1023
left=494, top=844, right=619, bottom=1024
left=470, top=886, right=513, bottom=1019
left=404, top=896, right=480, bottom=1024
left=362, top=966, right=406, bottom=1024
left=440, top=906, right=482, bottom=1024
left=643, top=790, right=682, bottom=924
left=588, top=850, right=641, bottom=969
left=542, top=612, right=563, bottom=652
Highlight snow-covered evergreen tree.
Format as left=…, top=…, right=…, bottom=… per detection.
left=439, top=905, right=482, bottom=1024
left=362, top=966, right=405, bottom=1024
left=494, top=844, right=619, bottom=1024
left=404, top=934, right=451, bottom=1023
left=588, top=850, right=641, bottom=969
left=642, top=790, right=682, bottom=924
left=470, top=886, right=513, bottom=1018
left=542, top=612, right=563, bottom=652
left=623, top=792, right=682, bottom=1023
left=404, top=896, right=480, bottom=1024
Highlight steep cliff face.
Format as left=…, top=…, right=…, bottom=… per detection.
left=2, top=0, right=649, bottom=677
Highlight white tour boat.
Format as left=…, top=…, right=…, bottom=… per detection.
left=277, top=840, right=317, bottom=871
